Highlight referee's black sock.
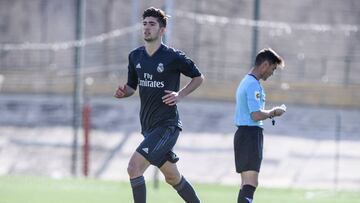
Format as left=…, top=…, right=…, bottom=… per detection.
left=173, top=176, right=201, bottom=203
left=130, top=176, right=146, bottom=203
left=237, top=184, right=256, bottom=203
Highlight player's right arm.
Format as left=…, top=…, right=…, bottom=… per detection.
left=114, top=52, right=138, bottom=99
left=114, top=84, right=135, bottom=98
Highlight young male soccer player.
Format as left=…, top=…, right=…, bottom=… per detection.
left=114, top=7, right=204, bottom=203
left=234, top=48, right=286, bottom=203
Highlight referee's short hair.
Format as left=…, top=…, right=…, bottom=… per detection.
left=142, top=7, right=170, bottom=28
left=255, top=48, right=285, bottom=68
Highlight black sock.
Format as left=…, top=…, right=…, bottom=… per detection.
left=130, top=176, right=146, bottom=203
left=237, top=185, right=256, bottom=203
left=173, top=176, right=201, bottom=203
left=237, top=189, right=242, bottom=202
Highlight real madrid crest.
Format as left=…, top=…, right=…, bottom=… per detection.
left=157, top=63, right=164, bottom=73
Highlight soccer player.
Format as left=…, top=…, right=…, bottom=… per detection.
left=234, top=48, right=286, bottom=203
left=114, top=7, right=204, bottom=203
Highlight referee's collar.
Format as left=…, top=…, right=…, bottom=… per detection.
left=248, top=73, right=259, bottom=81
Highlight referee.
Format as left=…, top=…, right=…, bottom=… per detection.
left=234, top=48, right=286, bottom=203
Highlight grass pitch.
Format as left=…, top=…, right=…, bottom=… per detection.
left=0, top=176, right=359, bottom=203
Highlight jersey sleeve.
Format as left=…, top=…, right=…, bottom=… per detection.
left=176, top=51, right=202, bottom=78
left=126, top=52, right=138, bottom=90
left=246, top=82, right=262, bottom=113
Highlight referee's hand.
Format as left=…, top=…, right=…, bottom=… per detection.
left=273, top=105, right=286, bottom=117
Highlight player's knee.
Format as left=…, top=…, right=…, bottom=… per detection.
left=243, top=180, right=258, bottom=188
left=241, top=172, right=259, bottom=187
left=165, top=173, right=181, bottom=186
left=250, top=178, right=259, bottom=187
left=127, top=162, right=141, bottom=178
left=250, top=181, right=259, bottom=188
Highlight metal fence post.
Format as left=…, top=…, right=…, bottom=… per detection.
left=71, top=0, right=86, bottom=177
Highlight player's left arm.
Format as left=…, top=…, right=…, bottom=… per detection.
left=162, top=74, right=204, bottom=106
left=178, top=74, right=204, bottom=98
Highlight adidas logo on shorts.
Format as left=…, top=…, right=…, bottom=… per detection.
left=142, top=148, right=149, bottom=154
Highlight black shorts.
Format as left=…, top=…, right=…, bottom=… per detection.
left=234, top=126, right=263, bottom=173
left=136, top=125, right=180, bottom=168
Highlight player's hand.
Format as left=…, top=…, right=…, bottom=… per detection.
left=114, top=85, right=127, bottom=98
left=162, top=90, right=180, bottom=106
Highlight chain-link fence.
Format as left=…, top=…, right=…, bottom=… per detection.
left=1, top=0, right=359, bottom=106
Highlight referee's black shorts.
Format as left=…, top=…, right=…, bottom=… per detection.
left=234, top=126, right=263, bottom=173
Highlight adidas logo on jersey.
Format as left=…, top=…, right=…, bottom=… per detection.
left=136, top=63, right=141, bottom=69
left=142, top=148, right=149, bottom=154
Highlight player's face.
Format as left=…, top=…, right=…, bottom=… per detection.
left=142, top=17, right=165, bottom=42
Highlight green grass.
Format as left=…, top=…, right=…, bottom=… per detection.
left=0, top=176, right=359, bottom=203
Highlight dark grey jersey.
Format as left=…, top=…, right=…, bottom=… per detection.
left=126, top=44, right=201, bottom=134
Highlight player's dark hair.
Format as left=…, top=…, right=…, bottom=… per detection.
left=255, top=48, right=285, bottom=68
left=142, top=7, right=169, bottom=28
